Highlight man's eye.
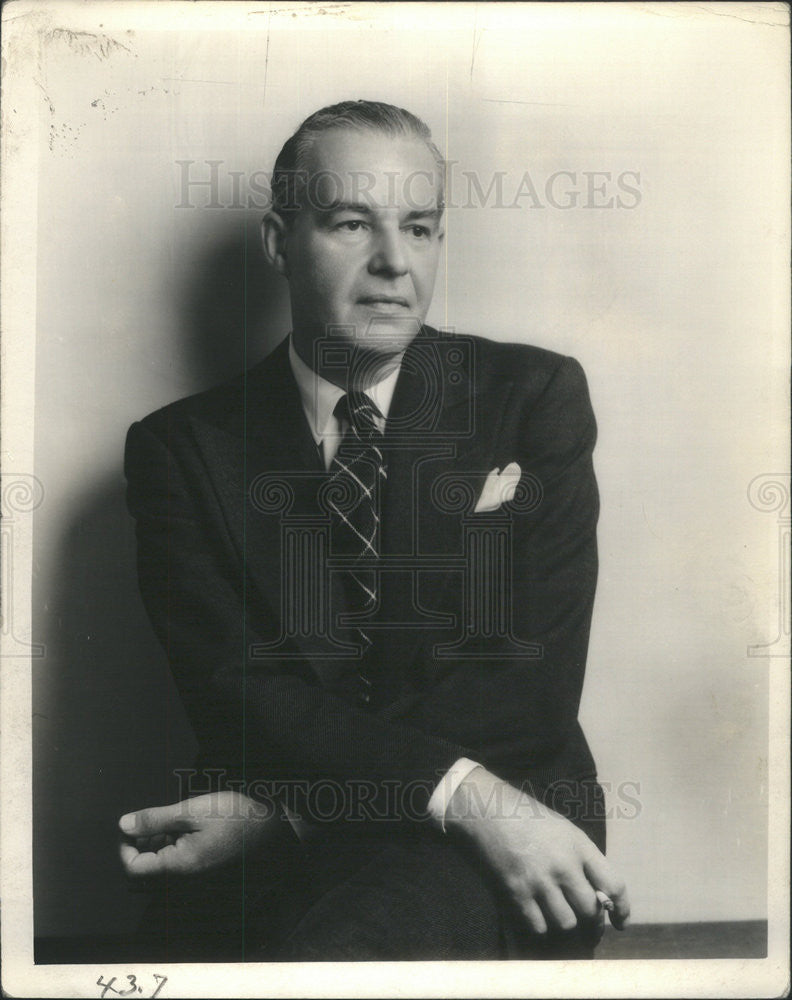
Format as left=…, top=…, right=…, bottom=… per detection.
left=407, top=225, right=431, bottom=239
left=336, top=220, right=367, bottom=232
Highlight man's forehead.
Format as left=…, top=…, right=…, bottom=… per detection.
left=301, top=127, right=442, bottom=213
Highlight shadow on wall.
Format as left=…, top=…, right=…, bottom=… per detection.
left=33, top=219, right=291, bottom=941
left=177, top=215, right=290, bottom=387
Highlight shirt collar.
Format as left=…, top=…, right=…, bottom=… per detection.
left=288, top=335, right=403, bottom=442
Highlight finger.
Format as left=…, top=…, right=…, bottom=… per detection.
left=119, top=840, right=163, bottom=880
left=609, top=887, right=631, bottom=930
left=521, top=899, right=548, bottom=936
left=145, top=840, right=197, bottom=875
left=121, top=837, right=198, bottom=878
left=119, top=841, right=152, bottom=891
left=537, top=885, right=578, bottom=932
left=146, top=833, right=172, bottom=853
left=119, top=839, right=139, bottom=874
left=123, top=847, right=170, bottom=879
left=119, top=803, right=197, bottom=839
left=561, top=875, right=600, bottom=922
left=583, top=852, right=631, bottom=930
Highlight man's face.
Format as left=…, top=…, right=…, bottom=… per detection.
left=279, top=127, right=444, bottom=372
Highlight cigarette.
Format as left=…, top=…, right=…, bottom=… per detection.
left=595, top=890, right=614, bottom=912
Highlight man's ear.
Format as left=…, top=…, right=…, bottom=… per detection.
left=261, top=211, right=290, bottom=277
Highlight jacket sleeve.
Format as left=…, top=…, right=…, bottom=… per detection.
left=380, top=355, right=600, bottom=789
left=124, top=417, right=468, bottom=821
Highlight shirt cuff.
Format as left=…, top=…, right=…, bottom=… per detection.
left=427, top=757, right=483, bottom=832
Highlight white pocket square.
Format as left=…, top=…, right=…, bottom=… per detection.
left=474, top=462, right=521, bottom=513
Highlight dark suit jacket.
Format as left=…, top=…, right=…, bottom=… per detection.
left=125, top=328, right=602, bottom=834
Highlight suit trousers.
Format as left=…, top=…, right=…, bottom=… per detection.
left=131, top=807, right=605, bottom=962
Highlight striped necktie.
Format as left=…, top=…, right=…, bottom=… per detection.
left=327, top=392, right=386, bottom=695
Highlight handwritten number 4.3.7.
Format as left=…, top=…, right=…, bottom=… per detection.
left=96, top=974, right=167, bottom=998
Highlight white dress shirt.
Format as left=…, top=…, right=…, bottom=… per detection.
left=288, top=336, right=399, bottom=470
left=287, top=335, right=480, bottom=832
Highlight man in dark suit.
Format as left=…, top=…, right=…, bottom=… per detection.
left=119, top=100, right=630, bottom=960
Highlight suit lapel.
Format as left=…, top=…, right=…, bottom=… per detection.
left=378, top=329, right=514, bottom=683
left=187, top=339, right=352, bottom=671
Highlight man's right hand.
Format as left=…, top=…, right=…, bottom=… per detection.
left=118, top=791, right=279, bottom=881
left=444, top=766, right=630, bottom=936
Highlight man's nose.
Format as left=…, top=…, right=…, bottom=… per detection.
left=368, top=227, right=408, bottom=277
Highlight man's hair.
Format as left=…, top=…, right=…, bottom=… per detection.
left=270, top=99, right=445, bottom=224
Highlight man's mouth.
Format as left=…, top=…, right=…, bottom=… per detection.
left=358, top=295, right=410, bottom=310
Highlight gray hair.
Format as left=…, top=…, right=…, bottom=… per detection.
left=270, top=99, right=445, bottom=223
